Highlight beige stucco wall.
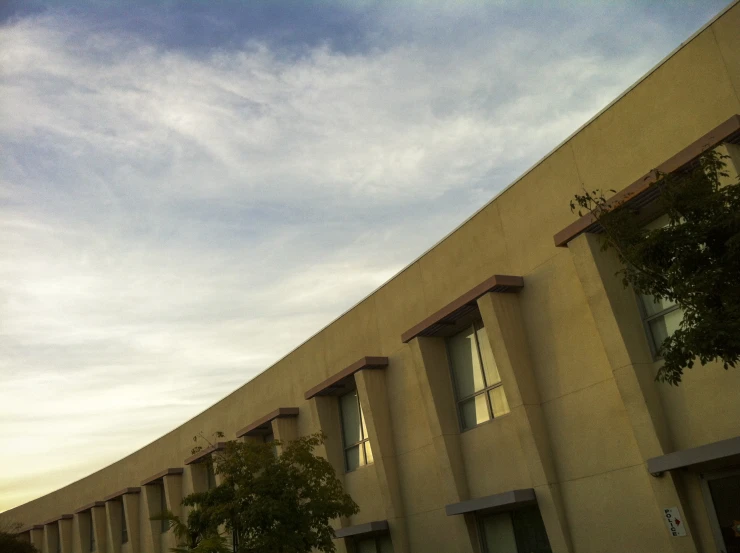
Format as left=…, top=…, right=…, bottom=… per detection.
left=3, top=2, right=740, bottom=553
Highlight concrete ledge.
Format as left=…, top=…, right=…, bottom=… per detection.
left=236, top=407, right=299, bottom=438
left=334, top=520, right=389, bottom=539
left=140, top=467, right=184, bottom=486
left=401, top=274, right=524, bottom=343
left=103, top=487, right=141, bottom=502
left=304, top=357, right=388, bottom=400
left=647, top=435, right=740, bottom=475
left=553, top=113, right=740, bottom=247
left=42, top=514, right=73, bottom=525
left=184, top=442, right=227, bottom=465
left=445, top=488, right=537, bottom=516
left=73, top=502, right=105, bottom=514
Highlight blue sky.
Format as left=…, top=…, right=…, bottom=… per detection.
left=0, top=0, right=731, bottom=512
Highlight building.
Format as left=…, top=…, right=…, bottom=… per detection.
left=3, top=3, right=740, bottom=553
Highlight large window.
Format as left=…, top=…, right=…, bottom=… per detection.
left=339, top=389, right=373, bottom=472
left=447, top=322, right=510, bottom=430
left=352, top=535, right=393, bottom=553
left=638, top=215, right=684, bottom=357
left=478, top=506, right=552, bottom=553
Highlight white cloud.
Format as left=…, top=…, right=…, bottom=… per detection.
left=0, top=5, right=681, bottom=512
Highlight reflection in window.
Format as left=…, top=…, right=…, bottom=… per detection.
left=339, top=389, right=373, bottom=472
left=447, top=322, right=510, bottom=430
left=353, top=535, right=393, bottom=553
left=479, top=506, right=552, bottom=553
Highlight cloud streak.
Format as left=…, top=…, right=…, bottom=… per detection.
left=0, top=1, right=729, bottom=511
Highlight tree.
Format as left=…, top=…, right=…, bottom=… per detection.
left=155, top=432, right=358, bottom=553
left=570, top=148, right=740, bottom=385
left=0, top=522, right=39, bottom=553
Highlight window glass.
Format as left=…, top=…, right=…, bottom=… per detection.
left=345, top=444, right=361, bottom=471
left=488, top=386, right=510, bottom=418
left=480, top=513, right=518, bottom=553
left=378, top=536, right=394, bottom=553
left=476, top=324, right=502, bottom=386
left=89, top=514, right=95, bottom=552
left=356, top=539, right=377, bottom=553
left=354, top=536, right=394, bottom=553
left=648, top=307, right=683, bottom=348
left=340, top=391, right=362, bottom=446
left=460, top=394, right=490, bottom=430
left=448, top=326, right=486, bottom=397
left=206, top=460, right=217, bottom=490
left=707, top=474, right=740, bottom=552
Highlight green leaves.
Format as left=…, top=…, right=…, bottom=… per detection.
left=155, top=432, right=358, bottom=553
left=572, top=149, right=740, bottom=384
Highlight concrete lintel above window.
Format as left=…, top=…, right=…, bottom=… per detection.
left=334, top=520, right=389, bottom=539
left=183, top=442, right=227, bottom=465
left=140, top=467, right=184, bottom=486
left=445, top=488, right=537, bottom=516
left=401, top=274, right=524, bottom=343
left=73, top=502, right=105, bottom=514
left=42, top=514, right=73, bottom=525
left=103, top=487, right=141, bottom=502
left=553, top=113, right=740, bottom=248
left=235, top=407, right=299, bottom=439
left=647, top=435, right=740, bottom=476
left=304, top=357, right=388, bottom=400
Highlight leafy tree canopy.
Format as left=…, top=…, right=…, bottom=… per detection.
left=0, top=523, right=39, bottom=553
left=156, top=432, right=358, bottom=553
left=571, top=148, right=740, bottom=385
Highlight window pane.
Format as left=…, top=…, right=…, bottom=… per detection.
left=641, top=294, right=677, bottom=317
left=90, top=515, right=95, bottom=552
left=448, top=326, right=486, bottom=398
left=160, top=485, right=168, bottom=533
left=121, top=503, right=128, bottom=543
left=378, top=535, right=394, bottom=553
left=648, top=308, right=684, bottom=351
left=476, top=324, right=502, bottom=386
left=480, top=513, right=517, bottom=553
left=345, top=444, right=361, bottom=471
left=488, top=386, right=510, bottom=418
left=459, top=394, right=490, bottom=430
left=356, top=538, right=378, bottom=553
left=511, top=506, right=553, bottom=553
left=340, top=391, right=362, bottom=446
left=364, top=440, right=374, bottom=465
left=707, top=474, right=740, bottom=552
left=206, top=461, right=217, bottom=490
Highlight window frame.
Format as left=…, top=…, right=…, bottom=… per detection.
left=338, top=388, right=372, bottom=473
left=637, top=294, right=683, bottom=359
left=447, top=320, right=506, bottom=432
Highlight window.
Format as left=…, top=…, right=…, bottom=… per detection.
left=121, top=501, right=128, bottom=544
left=339, top=389, right=373, bottom=472
left=478, top=506, right=552, bottom=553
left=638, top=215, right=684, bottom=357
left=701, top=470, right=740, bottom=553
left=56, top=527, right=61, bottom=553
left=89, top=513, right=95, bottom=552
left=352, top=535, right=393, bottom=553
left=263, top=431, right=277, bottom=456
left=159, top=484, right=169, bottom=533
left=447, top=322, right=510, bottom=430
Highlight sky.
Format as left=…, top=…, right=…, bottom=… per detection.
left=0, top=0, right=732, bottom=513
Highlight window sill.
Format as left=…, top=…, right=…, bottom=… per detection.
left=460, top=412, right=512, bottom=434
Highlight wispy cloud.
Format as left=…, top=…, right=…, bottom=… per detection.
left=0, top=1, right=728, bottom=512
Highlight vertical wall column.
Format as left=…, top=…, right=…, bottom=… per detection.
left=307, top=395, right=350, bottom=553
left=59, top=518, right=73, bottom=553
left=141, top=486, right=162, bottom=553
left=122, top=494, right=140, bottom=553
left=569, top=231, right=700, bottom=553
left=91, top=504, right=107, bottom=553
left=408, top=336, right=479, bottom=553
left=354, top=368, right=410, bottom=553
left=30, top=527, right=44, bottom=552
left=163, top=473, right=183, bottom=552
left=271, top=416, right=298, bottom=454
left=105, top=501, right=123, bottom=553
left=476, top=291, right=573, bottom=553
